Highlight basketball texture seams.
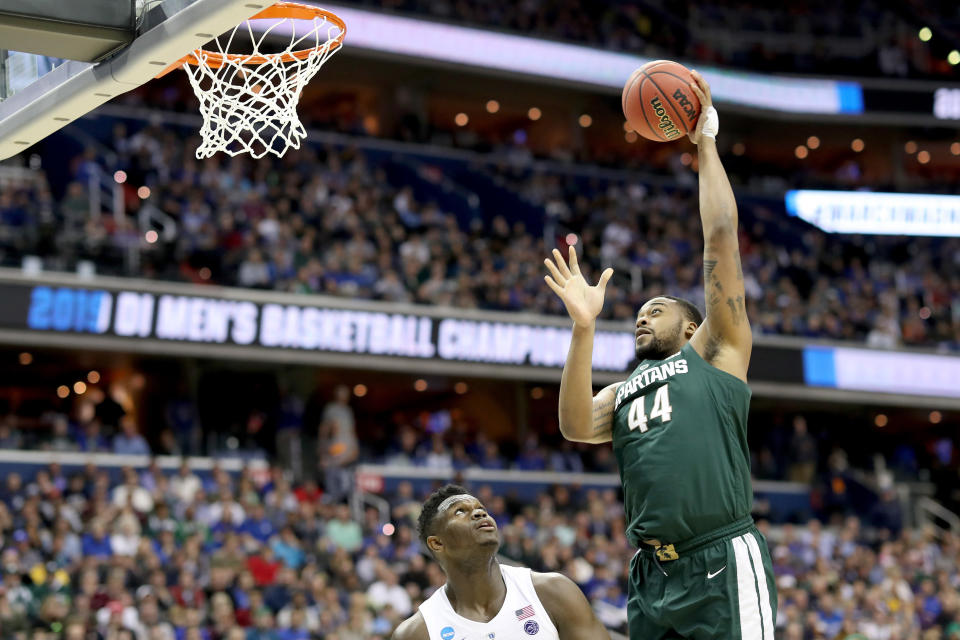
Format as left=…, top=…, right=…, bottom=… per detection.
left=622, top=60, right=701, bottom=143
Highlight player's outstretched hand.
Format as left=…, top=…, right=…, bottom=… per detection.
left=544, top=246, right=613, bottom=329
left=687, top=69, right=714, bottom=145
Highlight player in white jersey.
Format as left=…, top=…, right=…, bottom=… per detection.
left=391, top=484, right=610, bottom=640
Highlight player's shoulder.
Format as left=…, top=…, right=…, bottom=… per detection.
left=391, top=610, right=428, bottom=640
left=530, top=570, right=582, bottom=605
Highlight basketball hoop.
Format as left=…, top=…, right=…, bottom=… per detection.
left=158, top=2, right=345, bottom=159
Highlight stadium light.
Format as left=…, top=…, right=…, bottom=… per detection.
left=578, top=114, right=592, bottom=128
left=904, top=140, right=918, bottom=154
left=527, top=107, right=542, bottom=121
left=917, top=150, right=931, bottom=164
left=485, top=100, right=499, bottom=113
left=952, top=142, right=960, bottom=155
left=454, top=112, right=469, bottom=126
left=949, top=50, right=960, bottom=65
left=806, top=136, right=820, bottom=149
left=919, top=27, right=933, bottom=42
left=18, top=352, right=32, bottom=365
left=851, top=138, right=864, bottom=152
left=794, top=145, right=809, bottom=159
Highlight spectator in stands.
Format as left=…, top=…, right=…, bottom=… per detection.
left=787, top=415, right=818, bottom=484
left=318, top=385, right=358, bottom=504
left=113, top=417, right=150, bottom=456
left=0, top=419, right=23, bottom=450
left=77, top=420, right=110, bottom=453
left=171, top=460, right=202, bottom=504
left=365, top=562, right=412, bottom=617
left=325, top=503, right=362, bottom=553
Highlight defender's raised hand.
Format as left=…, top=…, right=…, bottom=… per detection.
left=544, top=246, right=614, bottom=328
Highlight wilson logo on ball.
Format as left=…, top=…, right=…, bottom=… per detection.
left=672, top=89, right=697, bottom=120
left=650, top=96, right=681, bottom=139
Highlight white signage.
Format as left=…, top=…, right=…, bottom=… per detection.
left=933, top=87, right=960, bottom=120
left=833, top=348, right=960, bottom=398
left=25, top=286, right=635, bottom=371
left=785, top=190, right=960, bottom=237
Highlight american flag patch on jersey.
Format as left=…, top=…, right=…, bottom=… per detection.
left=515, top=605, right=535, bottom=621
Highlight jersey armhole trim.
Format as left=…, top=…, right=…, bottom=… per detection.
left=682, top=342, right=752, bottom=393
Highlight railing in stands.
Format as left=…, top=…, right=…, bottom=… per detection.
left=0, top=447, right=267, bottom=473
left=915, top=496, right=960, bottom=536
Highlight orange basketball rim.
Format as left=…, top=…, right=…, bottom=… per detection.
left=156, top=2, right=346, bottom=77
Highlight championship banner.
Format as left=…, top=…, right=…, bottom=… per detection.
left=0, top=282, right=635, bottom=372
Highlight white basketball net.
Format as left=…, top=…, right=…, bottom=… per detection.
left=181, top=9, right=343, bottom=159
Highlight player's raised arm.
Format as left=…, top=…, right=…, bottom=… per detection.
left=543, top=247, right=619, bottom=444
left=686, top=71, right=752, bottom=382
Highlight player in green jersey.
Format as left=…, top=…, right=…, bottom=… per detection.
left=544, top=71, right=777, bottom=639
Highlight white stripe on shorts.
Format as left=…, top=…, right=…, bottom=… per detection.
left=732, top=534, right=763, bottom=640
left=744, top=532, right=775, bottom=639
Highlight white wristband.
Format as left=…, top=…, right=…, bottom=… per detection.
left=700, top=106, right=719, bottom=140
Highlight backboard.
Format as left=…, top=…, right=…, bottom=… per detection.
left=0, top=0, right=275, bottom=161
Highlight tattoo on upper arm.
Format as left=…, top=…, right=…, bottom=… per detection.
left=705, top=251, right=748, bottom=329
left=592, top=399, right=614, bottom=434
left=703, top=259, right=718, bottom=283
left=725, top=295, right=746, bottom=325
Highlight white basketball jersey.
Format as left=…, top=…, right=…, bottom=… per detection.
left=419, top=564, right=560, bottom=640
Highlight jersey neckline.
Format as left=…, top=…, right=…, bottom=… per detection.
left=437, top=563, right=513, bottom=627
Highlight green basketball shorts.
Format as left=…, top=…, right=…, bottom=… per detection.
left=627, top=519, right=778, bottom=640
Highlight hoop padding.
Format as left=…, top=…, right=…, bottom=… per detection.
left=179, top=3, right=345, bottom=159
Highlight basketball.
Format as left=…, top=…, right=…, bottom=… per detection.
left=622, top=60, right=701, bottom=142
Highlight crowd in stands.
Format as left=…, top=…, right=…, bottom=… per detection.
left=0, top=459, right=956, bottom=640
left=357, top=0, right=955, bottom=79
left=3, top=376, right=958, bottom=521
left=1, top=121, right=956, bottom=352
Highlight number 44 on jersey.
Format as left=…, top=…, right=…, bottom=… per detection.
left=627, top=386, right=673, bottom=432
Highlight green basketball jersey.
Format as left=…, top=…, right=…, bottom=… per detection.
left=612, top=341, right=752, bottom=545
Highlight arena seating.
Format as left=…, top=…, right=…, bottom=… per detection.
left=1, top=122, right=956, bottom=351
left=351, top=0, right=955, bottom=79
left=0, top=457, right=956, bottom=639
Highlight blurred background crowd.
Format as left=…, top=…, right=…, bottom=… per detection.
left=1, top=132, right=957, bottom=351
left=0, top=461, right=957, bottom=640
left=0, top=0, right=958, bottom=638
left=353, top=0, right=959, bottom=79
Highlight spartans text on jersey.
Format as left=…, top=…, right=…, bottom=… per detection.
left=614, top=358, right=689, bottom=411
